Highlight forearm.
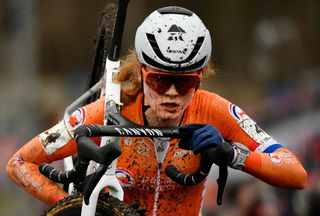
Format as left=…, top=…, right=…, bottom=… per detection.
left=243, top=147, right=307, bottom=189
left=6, top=136, right=74, bottom=205
left=7, top=156, right=68, bottom=205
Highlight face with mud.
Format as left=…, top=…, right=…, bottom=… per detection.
left=143, top=71, right=196, bottom=126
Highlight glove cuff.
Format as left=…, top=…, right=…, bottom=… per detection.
left=229, top=142, right=250, bottom=170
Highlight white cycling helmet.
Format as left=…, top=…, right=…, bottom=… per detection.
left=135, top=6, right=212, bottom=73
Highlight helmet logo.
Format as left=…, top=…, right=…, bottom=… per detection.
left=167, top=24, right=185, bottom=41
left=168, top=24, right=186, bottom=33
left=166, top=24, right=188, bottom=55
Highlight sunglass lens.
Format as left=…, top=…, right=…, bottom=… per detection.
left=146, top=73, right=200, bottom=95
left=146, top=74, right=171, bottom=94
left=174, top=76, right=200, bottom=95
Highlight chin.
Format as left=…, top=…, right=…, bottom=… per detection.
left=159, top=111, right=182, bottom=122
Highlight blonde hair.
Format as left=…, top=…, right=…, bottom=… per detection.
left=116, top=49, right=216, bottom=105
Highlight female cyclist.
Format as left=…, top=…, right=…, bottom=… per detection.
left=7, top=6, right=307, bottom=216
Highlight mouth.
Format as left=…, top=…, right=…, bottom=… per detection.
left=161, top=102, right=179, bottom=111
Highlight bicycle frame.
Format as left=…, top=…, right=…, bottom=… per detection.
left=80, top=58, right=123, bottom=216
left=63, top=83, right=123, bottom=215
left=62, top=1, right=129, bottom=215
left=62, top=69, right=122, bottom=216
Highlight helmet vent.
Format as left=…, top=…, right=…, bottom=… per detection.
left=157, top=6, right=193, bottom=16
left=142, top=52, right=207, bottom=72
left=168, top=25, right=186, bottom=33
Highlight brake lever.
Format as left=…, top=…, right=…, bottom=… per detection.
left=216, top=164, right=228, bottom=205
left=203, top=145, right=230, bottom=205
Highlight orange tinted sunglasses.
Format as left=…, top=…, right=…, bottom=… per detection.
left=142, top=67, right=202, bottom=95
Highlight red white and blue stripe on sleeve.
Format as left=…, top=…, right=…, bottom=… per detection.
left=228, top=103, right=284, bottom=153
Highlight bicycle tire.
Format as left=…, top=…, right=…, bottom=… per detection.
left=85, top=3, right=117, bottom=104
left=42, top=193, right=141, bottom=216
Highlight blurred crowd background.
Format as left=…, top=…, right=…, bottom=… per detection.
left=0, top=0, right=319, bottom=215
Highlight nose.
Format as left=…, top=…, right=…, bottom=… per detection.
left=164, top=84, right=179, bottom=96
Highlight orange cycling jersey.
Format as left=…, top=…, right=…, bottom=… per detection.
left=6, top=89, right=307, bottom=215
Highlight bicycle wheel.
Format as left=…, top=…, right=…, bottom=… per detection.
left=85, top=2, right=117, bottom=104
left=43, top=193, right=141, bottom=216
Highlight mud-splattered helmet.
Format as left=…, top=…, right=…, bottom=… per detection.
left=135, top=6, right=212, bottom=73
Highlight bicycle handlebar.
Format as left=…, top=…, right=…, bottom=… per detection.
left=39, top=124, right=192, bottom=183
left=165, top=146, right=229, bottom=205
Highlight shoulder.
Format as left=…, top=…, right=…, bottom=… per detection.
left=65, top=98, right=105, bottom=130
left=185, top=89, right=236, bottom=126
left=189, top=89, right=231, bottom=111
left=83, top=98, right=105, bottom=124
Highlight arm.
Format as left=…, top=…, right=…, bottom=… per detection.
left=180, top=122, right=307, bottom=189
left=6, top=98, right=104, bottom=204
left=6, top=129, right=74, bottom=205
left=185, top=91, right=307, bottom=189
left=6, top=122, right=76, bottom=205
left=243, top=147, right=307, bottom=189
left=225, top=104, right=307, bottom=189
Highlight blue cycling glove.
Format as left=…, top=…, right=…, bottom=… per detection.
left=179, top=124, right=224, bottom=154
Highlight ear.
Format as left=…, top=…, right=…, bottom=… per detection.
left=140, top=69, right=144, bottom=93
left=139, top=72, right=142, bottom=82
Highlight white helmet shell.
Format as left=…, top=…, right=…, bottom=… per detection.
left=135, top=6, right=212, bottom=73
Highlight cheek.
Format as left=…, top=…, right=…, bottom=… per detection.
left=143, top=83, right=159, bottom=105
left=180, top=92, right=194, bottom=107
left=186, top=88, right=195, bottom=94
